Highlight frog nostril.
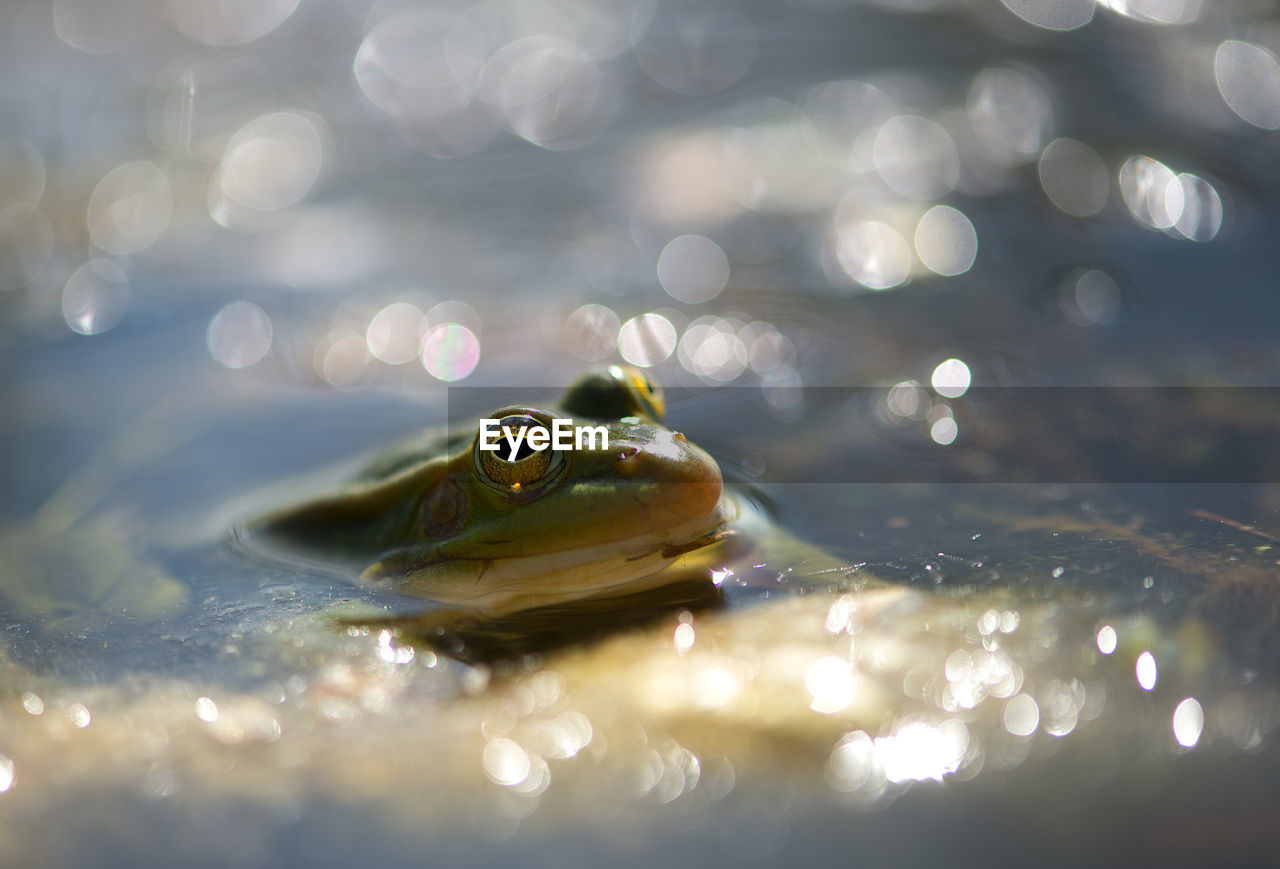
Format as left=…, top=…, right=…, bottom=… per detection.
left=615, top=445, right=642, bottom=477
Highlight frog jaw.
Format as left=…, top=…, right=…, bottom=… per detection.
left=361, top=504, right=729, bottom=615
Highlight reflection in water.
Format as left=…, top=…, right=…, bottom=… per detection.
left=1214, top=40, right=1280, bottom=129
left=1060, top=269, right=1122, bottom=327
left=1137, top=650, right=1159, bottom=691
left=913, top=205, right=978, bottom=277
left=214, top=112, right=326, bottom=216
left=86, top=161, right=172, bottom=254
left=353, top=8, right=483, bottom=123
left=168, top=0, right=298, bottom=47
left=1101, top=0, right=1203, bottom=25
left=639, top=130, right=749, bottom=225
left=62, top=260, right=129, bottom=336
left=207, top=300, right=273, bottom=369
left=21, top=691, right=45, bottom=716
left=0, top=494, right=1277, bottom=860
left=11, top=542, right=1270, bottom=826
left=930, top=358, right=970, bottom=398
left=1038, top=138, right=1109, bottom=218
left=873, top=116, right=960, bottom=201
left=1118, top=155, right=1223, bottom=241
left=966, top=68, right=1053, bottom=163
left=678, top=316, right=749, bottom=382
left=6, top=0, right=1262, bottom=393
left=635, top=4, right=755, bottom=95
left=366, top=302, right=428, bottom=366
left=618, top=312, right=677, bottom=367
left=52, top=0, right=158, bottom=54
left=1003, top=692, right=1040, bottom=736
left=1173, top=696, right=1204, bottom=747
left=563, top=303, right=620, bottom=361
left=1000, top=0, right=1095, bottom=30
left=835, top=220, right=912, bottom=290
left=657, top=235, right=730, bottom=304
left=1097, top=625, right=1118, bottom=655
left=315, top=327, right=372, bottom=388
left=421, top=322, right=481, bottom=381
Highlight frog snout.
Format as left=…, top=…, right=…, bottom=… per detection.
left=613, top=430, right=722, bottom=518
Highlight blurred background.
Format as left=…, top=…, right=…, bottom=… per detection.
left=5, top=0, right=1278, bottom=403
left=3, top=0, right=1280, bottom=864
left=5, top=0, right=1280, bottom=508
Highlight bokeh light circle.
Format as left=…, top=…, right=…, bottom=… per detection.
left=421, top=322, right=480, bottom=381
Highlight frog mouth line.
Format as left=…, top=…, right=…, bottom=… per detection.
left=386, top=507, right=731, bottom=613
left=480, top=507, right=725, bottom=582
left=658, top=527, right=733, bottom=560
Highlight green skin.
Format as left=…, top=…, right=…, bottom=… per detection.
left=252, top=367, right=745, bottom=616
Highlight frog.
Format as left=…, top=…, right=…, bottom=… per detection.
left=247, top=365, right=854, bottom=625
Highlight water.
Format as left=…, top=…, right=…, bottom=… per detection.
left=3, top=0, right=1280, bottom=864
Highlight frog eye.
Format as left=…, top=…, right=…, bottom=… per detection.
left=475, top=412, right=566, bottom=493
left=627, top=370, right=665, bottom=420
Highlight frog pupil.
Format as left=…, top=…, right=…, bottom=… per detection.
left=498, top=414, right=548, bottom=463
left=507, top=436, right=540, bottom=462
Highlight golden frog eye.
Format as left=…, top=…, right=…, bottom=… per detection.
left=474, top=412, right=566, bottom=492
left=625, top=368, right=665, bottom=421
left=559, top=365, right=666, bottom=423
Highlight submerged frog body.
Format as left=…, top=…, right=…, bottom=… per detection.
left=252, top=367, right=764, bottom=617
